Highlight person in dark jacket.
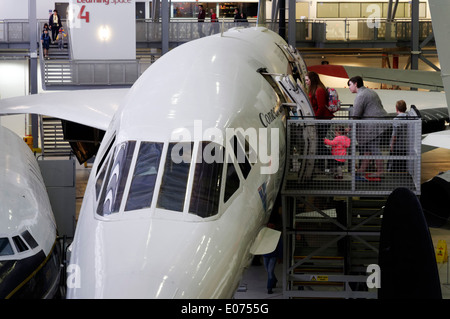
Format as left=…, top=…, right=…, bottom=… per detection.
left=48, top=9, right=62, bottom=42
left=197, top=5, right=206, bottom=37
left=41, top=28, right=51, bottom=59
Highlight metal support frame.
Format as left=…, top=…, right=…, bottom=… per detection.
left=411, top=0, right=420, bottom=71
left=280, top=111, right=422, bottom=299
left=409, top=0, right=440, bottom=72
left=28, top=0, right=39, bottom=148
left=281, top=194, right=380, bottom=299
left=287, top=0, right=296, bottom=48
left=161, top=0, right=169, bottom=54
left=270, top=0, right=296, bottom=45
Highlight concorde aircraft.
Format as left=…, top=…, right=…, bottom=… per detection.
left=0, top=26, right=315, bottom=298
left=0, top=124, right=61, bottom=299
left=63, top=27, right=312, bottom=298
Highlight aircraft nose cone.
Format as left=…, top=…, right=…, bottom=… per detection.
left=67, top=216, right=219, bottom=298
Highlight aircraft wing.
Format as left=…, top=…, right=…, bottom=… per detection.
left=0, top=89, right=129, bottom=131
left=308, top=64, right=443, bottom=91
left=422, top=130, right=450, bottom=149
left=335, top=87, right=447, bottom=113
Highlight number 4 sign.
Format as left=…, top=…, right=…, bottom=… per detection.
left=78, top=5, right=90, bottom=23
left=67, top=4, right=88, bottom=28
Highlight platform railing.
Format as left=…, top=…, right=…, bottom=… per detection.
left=283, top=115, right=422, bottom=196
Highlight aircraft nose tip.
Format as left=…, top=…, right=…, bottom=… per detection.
left=67, top=216, right=211, bottom=298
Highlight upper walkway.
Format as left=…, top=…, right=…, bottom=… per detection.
left=0, top=18, right=434, bottom=50
left=135, top=18, right=433, bottom=49
left=0, top=18, right=435, bottom=89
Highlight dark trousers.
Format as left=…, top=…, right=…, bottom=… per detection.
left=51, top=26, right=59, bottom=42
left=317, top=122, right=330, bottom=170
left=263, top=256, right=278, bottom=290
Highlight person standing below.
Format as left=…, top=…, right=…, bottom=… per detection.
left=348, top=76, right=388, bottom=180
left=209, top=8, right=219, bottom=35
left=305, top=71, right=334, bottom=172
left=263, top=224, right=283, bottom=294
left=197, top=5, right=206, bottom=37
left=49, top=9, right=62, bottom=43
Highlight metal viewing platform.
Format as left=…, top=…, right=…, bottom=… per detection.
left=283, top=116, right=422, bottom=197
left=281, top=112, right=422, bottom=299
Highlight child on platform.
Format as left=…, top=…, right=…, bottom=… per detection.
left=324, top=125, right=351, bottom=179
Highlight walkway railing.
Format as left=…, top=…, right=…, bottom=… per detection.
left=0, top=18, right=435, bottom=48
left=135, top=18, right=433, bottom=44
left=283, top=115, right=422, bottom=197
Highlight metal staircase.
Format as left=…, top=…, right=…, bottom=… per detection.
left=282, top=194, right=382, bottom=299
left=42, top=41, right=73, bottom=88
left=40, top=116, right=72, bottom=157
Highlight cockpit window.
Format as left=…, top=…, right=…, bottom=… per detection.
left=125, top=142, right=163, bottom=211
left=95, top=137, right=116, bottom=200
left=189, top=142, right=224, bottom=218
left=222, top=134, right=253, bottom=203
left=97, top=141, right=136, bottom=216
left=21, top=230, right=38, bottom=249
left=96, top=136, right=116, bottom=177
left=0, top=238, right=13, bottom=256
left=241, top=134, right=257, bottom=166
left=231, top=135, right=252, bottom=179
left=157, top=142, right=193, bottom=212
left=224, top=161, right=240, bottom=203
left=13, top=235, right=28, bottom=252
left=95, top=159, right=109, bottom=200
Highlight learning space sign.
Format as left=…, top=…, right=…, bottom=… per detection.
left=68, top=0, right=136, bottom=60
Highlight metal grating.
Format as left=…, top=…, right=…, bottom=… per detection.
left=283, top=116, right=422, bottom=197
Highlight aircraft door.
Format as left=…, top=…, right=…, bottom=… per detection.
left=257, top=68, right=316, bottom=182
left=277, top=75, right=316, bottom=182
left=276, top=43, right=309, bottom=91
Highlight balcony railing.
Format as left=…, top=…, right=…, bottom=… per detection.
left=283, top=115, right=422, bottom=197
left=0, top=20, right=29, bottom=48
left=0, top=18, right=435, bottom=48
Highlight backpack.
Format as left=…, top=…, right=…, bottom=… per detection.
left=326, top=87, right=341, bottom=113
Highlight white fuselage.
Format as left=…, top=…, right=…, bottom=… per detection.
left=0, top=124, right=58, bottom=298
left=67, top=27, right=290, bottom=298
left=0, top=125, right=56, bottom=258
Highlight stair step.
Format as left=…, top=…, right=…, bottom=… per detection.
left=41, top=117, right=71, bottom=157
